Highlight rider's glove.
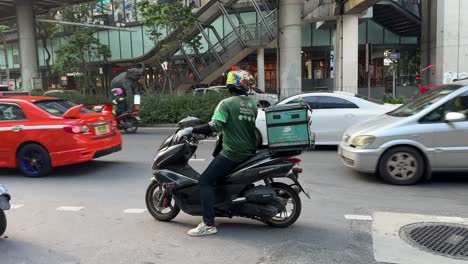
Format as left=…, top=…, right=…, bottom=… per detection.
left=173, top=127, right=193, bottom=143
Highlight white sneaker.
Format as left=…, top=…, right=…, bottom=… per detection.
left=187, top=222, right=217, bottom=237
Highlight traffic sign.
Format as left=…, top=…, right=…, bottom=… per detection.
left=389, top=53, right=400, bottom=60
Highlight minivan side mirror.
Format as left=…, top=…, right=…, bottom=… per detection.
left=444, top=112, right=466, bottom=122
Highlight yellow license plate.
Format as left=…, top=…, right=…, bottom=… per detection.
left=96, top=125, right=109, bottom=135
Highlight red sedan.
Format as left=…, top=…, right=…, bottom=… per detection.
left=0, top=94, right=122, bottom=177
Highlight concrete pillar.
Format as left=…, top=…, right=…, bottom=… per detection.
left=421, top=0, right=468, bottom=86
left=279, top=0, right=302, bottom=99
left=334, top=15, right=359, bottom=94
left=257, top=48, right=265, bottom=91
left=16, top=0, right=40, bottom=91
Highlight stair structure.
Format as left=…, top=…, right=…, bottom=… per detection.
left=118, top=0, right=279, bottom=93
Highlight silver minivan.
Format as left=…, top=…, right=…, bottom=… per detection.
left=339, top=81, right=468, bottom=185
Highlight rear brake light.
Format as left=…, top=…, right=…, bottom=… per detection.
left=64, top=125, right=89, bottom=134
left=285, top=157, right=302, bottom=165
left=111, top=120, right=117, bottom=129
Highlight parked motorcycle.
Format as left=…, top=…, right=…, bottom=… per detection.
left=0, top=184, right=11, bottom=237
left=145, top=117, right=310, bottom=228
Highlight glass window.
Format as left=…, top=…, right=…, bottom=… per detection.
left=389, top=85, right=462, bottom=117
left=205, top=90, right=219, bottom=95
left=367, top=20, right=383, bottom=44
left=240, top=12, right=256, bottom=25
left=252, top=87, right=264, bottom=94
left=420, top=104, right=445, bottom=123
left=0, top=104, right=26, bottom=120
left=109, top=30, right=121, bottom=60
left=420, top=91, right=468, bottom=122
left=401, top=36, right=418, bottom=44
left=384, top=29, right=400, bottom=44
left=446, top=92, right=468, bottom=116
left=131, top=26, right=144, bottom=57
left=358, top=21, right=366, bottom=45
left=316, top=96, right=358, bottom=109
left=312, top=25, right=330, bottom=46
left=34, top=100, right=92, bottom=116
left=120, top=31, right=133, bottom=59
left=302, top=24, right=312, bottom=47
left=194, top=89, right=204, bottom=96
left=288, top=96, right=320, bottom=109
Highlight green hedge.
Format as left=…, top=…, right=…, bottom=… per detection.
left=382, top=94, right=407, bottom=104
left=140, top=94, right=224, bottom=124
left=35, top=91, right=224, bottom=125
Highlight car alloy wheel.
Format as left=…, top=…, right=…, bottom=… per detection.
left=378, top=146, right=425, bottom=185
left=17, top=143, right=52, bottom=177
left=386, top=152, right=418, bottom=180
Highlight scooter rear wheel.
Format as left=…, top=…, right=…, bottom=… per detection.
left=0, top=209, right=6, bottom=237
left=122, top=116, right=138, bottom=134
left=146, top=181, right=180, bottom=222
left=265, top=183, right=302, bottom=228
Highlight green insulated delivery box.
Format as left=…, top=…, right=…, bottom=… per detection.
left=265, top=103, right=313, bottom=151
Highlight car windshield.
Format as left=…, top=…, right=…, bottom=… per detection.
left=252, top=88, right=264, bottom=94
left=387, top=84, right=462, bottom=117
left=34, top=99, right=92, bottom=116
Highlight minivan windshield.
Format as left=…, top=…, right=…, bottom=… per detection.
left=387, top=85, right=462, bottom=117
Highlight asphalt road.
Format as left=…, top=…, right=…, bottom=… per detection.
left=1, top=128, right=468, bottom=264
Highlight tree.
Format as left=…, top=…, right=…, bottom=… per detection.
left=138, top=0, right=202, bottom=93
left=53, top=29, right=111, bottom=93
left=36, top=13, right=60, bottom=87
left=58, top=1, right=99, bottom=32
left=0, top=25, right=10, bottom=86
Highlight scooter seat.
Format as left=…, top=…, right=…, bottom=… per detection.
left=232, top=150, right=271, bottom=172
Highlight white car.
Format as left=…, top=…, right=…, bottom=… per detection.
left=256, top=91, right=400, bottom=146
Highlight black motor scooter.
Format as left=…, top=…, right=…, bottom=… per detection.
left=145, top=117, right=310, bottom=228
left=0, top=184, right=11, bottom=236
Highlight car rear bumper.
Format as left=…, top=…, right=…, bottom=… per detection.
left=50, top=131, right=122, bottom=167
left=338, top=143, right=381, bottom=173
left=93, top=144, right=122, bottom=159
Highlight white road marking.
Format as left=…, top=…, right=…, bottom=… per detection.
left=189, top=159, right=206, bottom=161
left=436, top=216, right=464, bottom=223
left=56, top=206, right=83, bottom=212
left=10, top=204, right=24, bottom=209
left=345, top=214, right=373, bottom=221
left=123, top=208, right=147, bottom=214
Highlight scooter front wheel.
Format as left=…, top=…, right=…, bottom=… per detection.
left=0, top=209, right=6, bottom=237
left=145, top=181, right=180, bottom=222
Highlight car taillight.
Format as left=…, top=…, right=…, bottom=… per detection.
left=285, top=157, right=302, bottom=165
left=111, top=120, right=117, bottom=129
left=64, top=125, right=89, bottom=134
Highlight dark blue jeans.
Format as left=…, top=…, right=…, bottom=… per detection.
left=199, top=154, right=239, bottom=226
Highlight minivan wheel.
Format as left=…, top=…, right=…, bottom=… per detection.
left=378, top=146, right=424, bottom=185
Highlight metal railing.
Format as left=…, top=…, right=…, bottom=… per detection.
left=149, top=0, right=278, bottom=93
